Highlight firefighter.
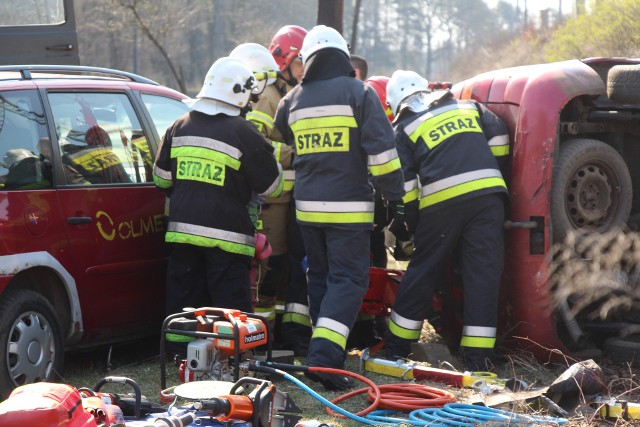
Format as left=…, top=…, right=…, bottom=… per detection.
left=229, top=42, right=297, bottom=344
left=274, top=25, right=405, bottom=390
left=153, top=57, right=284, bottom=321
left=384, top=70, right=509, bottom=371
left=265, top=25, right=313, bottom=357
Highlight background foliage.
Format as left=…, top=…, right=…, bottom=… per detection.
left=75, top=0, right=639, bottom=96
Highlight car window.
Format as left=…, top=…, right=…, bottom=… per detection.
left=0, top=90, right=52, bottom=190
left=141, top=93, right=189, bottom=139
left=48, top=92, right=155, bottom=184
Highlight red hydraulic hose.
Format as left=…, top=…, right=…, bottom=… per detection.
left=306, top=366, right=381, bottom=416
left=312, top=367, right=456, bottom=417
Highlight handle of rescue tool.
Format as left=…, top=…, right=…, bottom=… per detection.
left=94, top=376, right=142, bottom=419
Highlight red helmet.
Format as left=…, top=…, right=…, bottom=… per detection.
left=365, top=75, right=394, bottom=122
left=269, top=25, right=307, bottom=72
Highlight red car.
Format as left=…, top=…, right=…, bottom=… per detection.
left=445, top=58, right=640, bottom=362
left=0, top=65, right=189, bottom=397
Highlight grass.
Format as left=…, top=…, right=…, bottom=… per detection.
left=56, top=254, right=640, bottom=426
left=58, top=327, right=640, bottom=427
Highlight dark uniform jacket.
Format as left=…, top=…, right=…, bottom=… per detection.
left=153, top=110, right=283, bottom=257
left=274, top=49, right=404, bottom=229
left=394, top=91, right=509, bottom=216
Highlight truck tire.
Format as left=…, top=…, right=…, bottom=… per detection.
left=0, top=289, right=64, bottom=399
left=607, top=64, right=640, bottom=104
left=551, top=138, right=632, bottom=242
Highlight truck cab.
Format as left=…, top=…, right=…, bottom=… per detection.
left=0, top=0, right=79, bottom=66
left=452, top=58, right=640, bottom=361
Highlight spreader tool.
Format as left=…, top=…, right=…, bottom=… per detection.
left=197, top=377, right=302, bottom=427
left=359, top=348, right=502, bottom=388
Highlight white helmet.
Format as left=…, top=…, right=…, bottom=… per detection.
left=299, top=25, right=349, bottom=65
left=3, top=148, right=36, bottom=168
left=229, top=43, right=279, bottom=93
left=387, top=70, right=430, bottom=116
left=195, top=57, right=256, bottom=108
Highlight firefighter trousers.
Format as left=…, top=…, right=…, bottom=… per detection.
left=385, top=193, right=505, bottom=365
left=280, top=202, right=312, bottom=350
left=165, top=244, right=253, bottom=316
left=301, top=225, right=371, bottom=368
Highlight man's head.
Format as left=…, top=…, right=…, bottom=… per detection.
left=183, top=57, right=256, bottom=116
left=350, top=54, right=368, bottom=81
left=230, top=42, right=279, bottom=96
left=387, top=70, right=430, bottom=117
left=299, top=25, right=349, bottom=66
left=365, top=75, right=394, bottom=122
left=269, top=25, right=307, bottom=85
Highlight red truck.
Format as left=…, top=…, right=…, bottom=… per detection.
left=444, top=58, right=640, bottom=362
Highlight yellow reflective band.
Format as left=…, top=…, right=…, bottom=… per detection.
left=248, top=110, right=275, bottom=130
left=264, top=172, right=285, bottom=198
left=295, top=127, right=350, bottom=155
left=153, top=174, right=172, bottom=189
left=176, top=156, right=225, bottom=186
left=271, top=141, right=283, bottom=163
left=402, top=188, right=419, bottom=203
left=283, top=169, right=295, bottom=191
left=282, top=312, right=312, bottom=327
left=290, top=116, right=357, bottom=132
left=369, top=157, right=401, bottom=177
left=388, top=319, right=422, bottom=340
left=460, top=335, right=496, bottom=349
left=254, top=307, right=276, bottom=321
left=296, top=209, right=374, bottom=224
left=171, top=146, right=241, bottom=170
left=419, top=177, right=506, bottom=209
left=166, top=232, right=254, bottom=256
left=312, top=327, right=347, bottom=350
left=69, top=148, right=122, bottom=172
left=410, top=109, right=482, bottom=149
left=490, top=145, right=510, bottom=157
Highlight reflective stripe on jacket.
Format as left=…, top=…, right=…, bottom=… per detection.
left=153, top=111, right=283, bottom=256
left=395, top=95, right=508, bottom=213
left=274, top=60, right=404, bottom=228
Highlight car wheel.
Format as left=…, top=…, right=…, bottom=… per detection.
left=551, top=138, right=632, bottom=242
left=607, top=64, right=640, bottom=104
left=0, top=289, right=64, bottom=399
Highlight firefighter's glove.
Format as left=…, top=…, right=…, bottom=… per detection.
left=388, top=200, right=411, bottom=241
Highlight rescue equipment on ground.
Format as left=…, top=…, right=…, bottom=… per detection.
left=161, top=308, right=271, bottom=389
left=360, top=267, right=402, bottom=316
left=359, top=348, right=506, bottom=389
left=0, top=382, right=97, bottom=427
left=592, top=396, right=640, bottom=421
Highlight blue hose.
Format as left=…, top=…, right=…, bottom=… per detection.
left=271, top=366, right=568, bottom=426
left=278, top=369, right=382, bottom=425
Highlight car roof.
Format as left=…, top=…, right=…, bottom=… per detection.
left=0, top=65, right=186, bottom=98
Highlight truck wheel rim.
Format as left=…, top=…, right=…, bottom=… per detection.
left=566, top=162, right=615, bottom=229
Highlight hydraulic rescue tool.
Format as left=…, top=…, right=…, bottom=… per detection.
left=141, top=377, right=301, bottom=427
left=359, top=348, right=505, bottom=389
left=160, top=307, right=272, bottom=388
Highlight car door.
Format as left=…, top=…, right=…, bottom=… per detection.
left=0, top=0, right=79, bottom=65
left=46, top=90, right=170, bottom=341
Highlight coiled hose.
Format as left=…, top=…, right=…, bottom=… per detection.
left=249, top=361, right=568, bottom=426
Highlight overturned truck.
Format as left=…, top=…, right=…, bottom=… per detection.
left=447, top=58, right=640, bottom=362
